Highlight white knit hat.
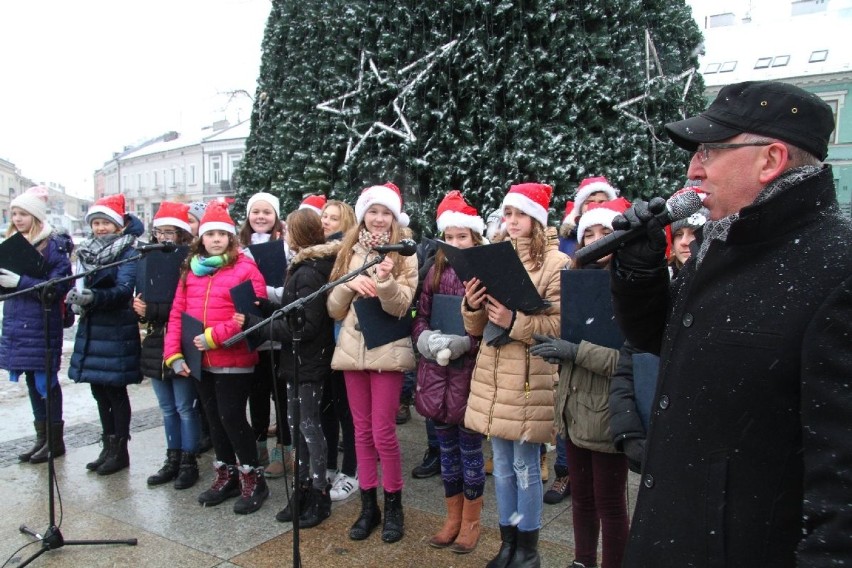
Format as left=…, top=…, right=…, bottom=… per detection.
left=10, top=186, right=49, bottom=223
left=246, top=192, right=280, bottom=218
left=355, top=183, right=409, bottom=228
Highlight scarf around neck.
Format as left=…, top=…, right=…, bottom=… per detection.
left=191, top=254, right=228, bottom=276
left=358, top=228, right=390, bottom=251
left=76, top=233, right=136, bottom=271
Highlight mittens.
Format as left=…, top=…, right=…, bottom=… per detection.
left=0, top=269, right=21, bottom=289
left=416, top=330, right=439, bottom=360
left=66, top=288, right=94, bottom=306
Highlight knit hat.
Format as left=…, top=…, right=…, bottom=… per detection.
left=198, top=200, right=236, bottom=236
left=354, top=182, right=409, bottom=228
left=576, top=198, right=631, bottom=243
left=436, top=190, right=485, bottom=234
left=152, top=201, right=191, bottom=233
left=561, top=201, right=575, bottom=226
left=299, top=194, right=327, bottom=216
left=247, top=192, right=280, bottom=218
left=501, top=182, right=553, bottom=228
left=10, top=185, right=49, bottom=223
left=187, top=201, right=207, bottom=223
left=86, top=194, right=126, bottom=228
left=572, top=176, right=619, bottom=223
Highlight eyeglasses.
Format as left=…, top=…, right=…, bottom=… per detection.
left=154, top=229, right=178, bottom=238
left=695, top=142, right=773, bottom=163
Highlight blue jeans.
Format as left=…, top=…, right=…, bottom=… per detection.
left=25, top=372, right=62, bottom=423
left=151, top=376, right=200, bottom=453
left=491, top=437, right=543, bottom=531
left=555, top=433, right=568, bottom=469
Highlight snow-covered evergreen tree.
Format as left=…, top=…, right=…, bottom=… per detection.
left=238, top=0, right=705, bottom=236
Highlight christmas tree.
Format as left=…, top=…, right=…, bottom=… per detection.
left=237, top=0, right=705, bottom=236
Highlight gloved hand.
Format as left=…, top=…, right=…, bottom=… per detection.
left=0, top=269, right=21, bottom=288
left=416, top=330, right=439, bottom=360
left=66, top=288, right=94, bottom=306
left=610, top=198, right=668, bottom=276
left=71, top=304, right=85, bottom=315
left=529, top=334, right=579, bottom=364
left=429, top=333, right=471, bottom=366
left=256, top=298, right=279, bottom=317
left=623, top=438, right=646, bottom=467
left=170, top=358, right=188, bottom=375
left=195, top=333, right=213, bottom=351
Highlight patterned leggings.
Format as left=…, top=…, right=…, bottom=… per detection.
left=435, top=422, right=486, bottom=500
left=286, top=378, right=328, bottom=491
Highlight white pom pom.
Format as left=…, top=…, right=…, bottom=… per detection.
left=436, top=348, right=451, bottom=366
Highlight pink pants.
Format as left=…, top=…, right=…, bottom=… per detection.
left=344, top=370, right=404, bottom=492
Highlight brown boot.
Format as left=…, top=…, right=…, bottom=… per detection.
left=428, top=493, right=464, bottom=548
left=450, top=496, right=483, bottom=554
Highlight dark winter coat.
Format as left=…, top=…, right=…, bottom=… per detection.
left=245, top=242, right=337, bottom=384
left=607, top=341, right=658, bottom=472
left=413, top=263, right=479, bottom=425
left=139, top=300, right=177, bottom=381
left=0, top=233, right=73, bottom=373
left=611, top=166, right=852, bottom=567
left=69, top=215, right=145, bottom=387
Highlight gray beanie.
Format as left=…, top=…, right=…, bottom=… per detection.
left=671, top=207, right=709, bottom=234
left=188, top=201, right=208, bottom=223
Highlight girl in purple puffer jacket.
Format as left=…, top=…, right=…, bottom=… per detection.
left=413, top=191, right=485, bottom=555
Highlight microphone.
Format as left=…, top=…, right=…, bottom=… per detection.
left=372, top=239, right=418, bottom=257
left=135, top=242, right=178, bottom=253
left=573, top=190, right=703, bottom=266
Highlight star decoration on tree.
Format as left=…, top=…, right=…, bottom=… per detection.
left=316, top=39, right=460, bottom=163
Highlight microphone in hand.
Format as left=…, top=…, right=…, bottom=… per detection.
left=372, top=239, right=417, bottom=257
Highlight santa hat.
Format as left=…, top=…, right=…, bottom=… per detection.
left=187, top=201, right=207, bottom=223
left=299, top=194, right=327, bottom=216
left=355, top=182, right=409, bottom=228
left=561, top=201, right=575, bottom=226
left=152, top=201, right=191, bottom=233
left=10, top=185, right=50, bottom=223
left=436, top=190, right=485, bottom=234
left=86, top=194, right=125, bottom=227
left=576, top=198, right=631, bottom=243
left=198, top=200, right=236, bottom=236
left=501, top=182, right=553, bottom=228
left=246, top=192, right=280, bottom=218
left=572, top=176, right=619, bottom=222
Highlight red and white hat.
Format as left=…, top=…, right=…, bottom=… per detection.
left=86, top=194, right=126, bottom=227
left=198, top=200, right=236, bottom=236
left=436, top=190, right=485, bottom=234
left=573, top=176, right=619, bottom=223
left=152, top=201, right=191, bottom=233
left=246, top=192, right=280, bottom=218
left=561, top=201, right=575, bottom=226
left=501, top=182, right=553, bottom=228
left=576, top=198, right=631, bottom=243
left=299, top=194, right=327, bottom=216
left=355, top=182, right=409, bottom=228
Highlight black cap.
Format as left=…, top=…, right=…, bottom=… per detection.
left=665, top=81, right=835, bottom=161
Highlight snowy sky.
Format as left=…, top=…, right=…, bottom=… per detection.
left=0, top=0, right=270, bottom=197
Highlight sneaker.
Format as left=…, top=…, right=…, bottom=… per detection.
left=540, top=452, right=549, bottom=483
left=330, top=472, right=359, bottom=501
left=327, top=468, right=341, bottom=485
left=543, top=474, right=571, bottom=504
left=411, top=447, right=441, bottom=479
left=395, top=402, right=411, bottom=425
left=233, top=465, right=270, bottom=515
left=264, top=444, right=286, bottom=479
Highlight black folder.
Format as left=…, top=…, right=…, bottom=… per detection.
left=135, top=246, right=189, bottom=303
left=429, top=294, right=465, bottom=336
left=248, top=240, right=287, bottom=287
left=0, top=232, right=46, bottom=288
left=437, top=241, right=547, bottom=313
left=230, top=280, right=264, bottom=351
left=353, top=297, right=413, bottom=350
left=560, top=269, right=624, bottom=349
left=180, top=313, right=204, bottom=381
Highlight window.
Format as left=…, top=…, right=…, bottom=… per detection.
left=755, top=57, right=772, bottom=69
left=704, top=62, right=721, bottom=74
left=228, top=155, right=242, bottom=180
left=210, top=156, right=221, bottom=185
left=189, top=165, right=196, bottom=185
left=153, top=171, right=159, bottom=188
left=720, top=61, right=737, bottom=73
left=170, top=168, right=177, bottom=187
left=137, top=173, right=142, bottom=189
left=771, top=55, right=790, bottom=67
left=821, top=96, right=841, bottom=144
left=810, top=50, right=828, bottom=63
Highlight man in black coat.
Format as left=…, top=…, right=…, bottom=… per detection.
left=609, top=81, right=852, bottom=566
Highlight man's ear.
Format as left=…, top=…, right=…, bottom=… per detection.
left=758, top=142, right=790, bottom=185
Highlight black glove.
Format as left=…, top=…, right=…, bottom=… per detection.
left=623, top=438, right=646, bottom=467
left=529, top=334, right=579, bottom=364
left=611, top=198, right=668, bottom=278
left=256, top=298, right=279, bottom=318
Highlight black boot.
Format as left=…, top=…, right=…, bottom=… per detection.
left=299, top=484, right=332, bottom=528
left=174, top=451, right=199, bottom=490
left=276, top=482, right=310, bottom=522
left=233, top=465, right=270, bottom=515
left=506, top=529, right=540, bottom=568
left=197, top=461, right=240, bottom=506
left=381, top=489, right=404, bottom=543
left=97, top=435, right=130, bottom=476
left=349, top=487, right=381, bottom=540
left=147, top=449, right=181, bottom=486
left=30, top=421, right=65, bottom=464
left=19, top=421, right=46, bottom=462
left=411, top=446, right=441, bottom=478
left=486, top=524, right=518, bottom=568
left=86, top=433, right=110, bottom=471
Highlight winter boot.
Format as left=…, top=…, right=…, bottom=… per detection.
left=428, top=493, right=464, bottom=548
left=147, top=449, right=181, bottom=486
left=506, top=529, right=540, bottom=568
left=30, top=421, right=66, bottom=464
left=450, top=496, right=484, bottom=554
left=197, top=461, right=240, bottom=506
left=381, top=489, right=404, bottom=543
left=349, top=487, right=381, bottom=540
left=86, top=433, right=110, bottom=471
left=486, top=524, right=518, bottom=568
left=96, top=435, right=130, bottom=476
left=276, top=482, right=310, bottom=522
left=233, top=465, right=270, bottom=515
left=299, top=484, right=332, bottom=528
left=19, top=421, right=46, bottom=462
left=173, top=451, right=200, bottom=490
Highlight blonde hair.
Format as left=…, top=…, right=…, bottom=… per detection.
left=6, top=209, right=45, bottom=243
left=322, top=200, right=357, bottom=235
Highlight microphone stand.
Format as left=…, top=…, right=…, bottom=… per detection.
left=0, top=247, right=166, bottom=565
left=223, top=253, right=386, bottom=568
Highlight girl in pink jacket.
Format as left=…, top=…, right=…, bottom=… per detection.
left=164, top=201, right=268, bottom=515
